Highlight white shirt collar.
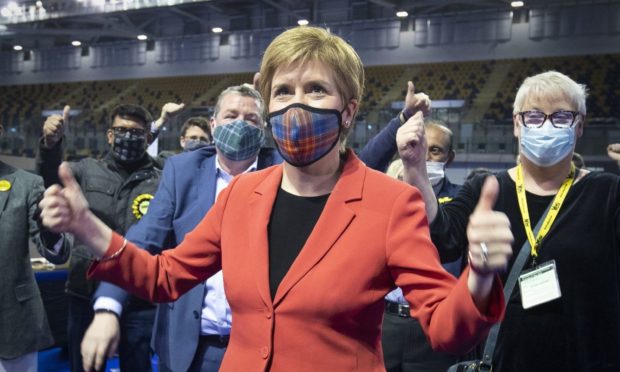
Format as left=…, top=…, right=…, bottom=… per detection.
left=215, top=154, right=258, bottom=181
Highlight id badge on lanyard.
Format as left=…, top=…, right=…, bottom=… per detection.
left=518, top=260, right=561, bottom=309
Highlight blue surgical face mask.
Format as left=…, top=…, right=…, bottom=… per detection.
left=520, top=121, right=576, bottom=167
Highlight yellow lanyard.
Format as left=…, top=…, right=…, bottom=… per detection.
left=515, top=163, right=575, bottom=259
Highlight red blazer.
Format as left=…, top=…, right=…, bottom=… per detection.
left=90, top=151, right=504, bottom=372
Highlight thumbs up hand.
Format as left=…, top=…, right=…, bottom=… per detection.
left=397, top=111, right=427, bottom=169
left=404, top=81, right=431, bottom=117
left=466, top=176, right=514, bottom=276
left=43, top=105, right=71, bottom=148
left=39, top=162, right=90, bottom=236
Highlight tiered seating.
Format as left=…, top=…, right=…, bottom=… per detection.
left=1, top=54, right=618, bottom=159
left=484, top=54, right=620, bottom=122
left=362, top=65, right=407, bottom=111
left=408, top=60, right=490, bottom=104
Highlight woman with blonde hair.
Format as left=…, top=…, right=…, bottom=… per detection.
left=398, top=70, right=620, bottom=371
left=40, top=26, right=512, bottom=371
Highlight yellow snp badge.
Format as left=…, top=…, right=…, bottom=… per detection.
left=438, top=196, right=453, bottom=204
left=0, top=180, right=11, bottom=192
left=132, top=193, right=154, bottom=219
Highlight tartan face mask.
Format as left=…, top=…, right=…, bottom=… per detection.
left=213, top=119, right=264, bottom=161
left=267, top=103, right=343, bottom=167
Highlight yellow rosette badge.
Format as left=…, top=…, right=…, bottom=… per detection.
left=132, top=193, right=154, bottom=219
left=0, top=180, right=11, bottom=192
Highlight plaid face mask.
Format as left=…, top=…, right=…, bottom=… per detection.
left=268, top=103, right=342, bottom=167
left=213, top=119, right=264, bottom=161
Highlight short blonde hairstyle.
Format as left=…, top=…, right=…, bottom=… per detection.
left=513, top=70, right=588, bottom=115
left=258, top=26, right=365, bottom=142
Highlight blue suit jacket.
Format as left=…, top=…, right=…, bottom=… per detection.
left=96, top=132, right=394, bottom=371
left=95, top=146, right=283, bottom=371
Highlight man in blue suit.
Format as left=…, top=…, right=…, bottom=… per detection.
left=82, top=82, right=430, bottom=372
left=82, top=84, right=281, bottom=372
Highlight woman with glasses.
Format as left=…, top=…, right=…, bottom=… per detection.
left=398, top=70, right=620, bottom=371
left=39, top=26, right=512, bottom=371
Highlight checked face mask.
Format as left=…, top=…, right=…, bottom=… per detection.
left=267, top=103, right=343, bottom=167
left=212, top=119, right=264, bottom=161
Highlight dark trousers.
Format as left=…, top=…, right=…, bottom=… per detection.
left=119, top=307, right=156, bottom=372
left=67, top=296, right=156, bottom=372
left=67, top=296, right=97, bottom=372
left=169, top=335, right=227, bottom=372
left=381, top=311, right=460, bottom=372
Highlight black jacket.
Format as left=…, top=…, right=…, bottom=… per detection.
left=36, top=139, right=161, bottom=308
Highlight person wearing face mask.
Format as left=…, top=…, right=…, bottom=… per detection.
left=83, top=77, right=412, bottom=371
left=180, top=117, right=213, bottom=151
left=382, top=120, right=467, bottom=372
left=36, top=104, right=161, bottom=372
left=424, top=121, right=459, bottom=203
left=40, top=27, right=510, bottom=371
left=398, top=70, right=620, bottom=371
left=82, top=85, right=282, bottom=372
left=152, top=116, right=215, bottom=161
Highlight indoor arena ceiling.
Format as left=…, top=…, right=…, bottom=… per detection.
left=0, top=0, right=618, bottom=51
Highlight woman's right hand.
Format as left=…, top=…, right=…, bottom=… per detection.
left=466, top=176, right=514, bottom=309
left=39, top=162, right=112, bottom=257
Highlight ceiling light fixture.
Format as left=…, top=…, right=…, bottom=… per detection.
left=511, top=1, right=524, bottom=7
left=13, top=45, right=23, bottom=51
left=212, top=27, right=223, bottom=33
left=72, top=40, right=82, bottom=47
left=297, top=19, right=309, bottom=26
left=396, top=11, right=408, bottom=18
left=137, top=34, right=148, bottom=40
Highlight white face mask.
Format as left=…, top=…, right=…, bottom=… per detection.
left=426, top=161, right=446, bottom=186
left=520, top=121, right=576, bottom=167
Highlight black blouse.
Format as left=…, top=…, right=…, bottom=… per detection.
left=431, top=170, right=620, bottom=372
left=268, top=188, right=329, bottom=300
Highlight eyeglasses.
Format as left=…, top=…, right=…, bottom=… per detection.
left=518, top=110, right=580, bottom=129
left=112, top=127, right=146, bottom=136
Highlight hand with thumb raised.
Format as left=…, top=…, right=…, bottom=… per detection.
left=404, top=81, right=431, bottom=117
left=39, top=162, right=90, bottom=236
left=466, top=176, right=513, bottom=276
left=42, top=105, right=70, bottom=148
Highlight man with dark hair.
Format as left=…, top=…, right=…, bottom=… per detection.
left=146, top=105, right=212, bottom=158
left=36, top=104, right=161, bottom=372
left=179, top=117, right=212, bottom=151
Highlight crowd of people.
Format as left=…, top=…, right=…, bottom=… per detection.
left=1, top=25, right=619, bottom=372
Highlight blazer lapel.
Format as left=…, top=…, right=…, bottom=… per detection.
left=273, top=152, right=365, bottom=307
left=248, top=165, right=284, bottom=309
left=198, top=156, right=218, bottom=216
